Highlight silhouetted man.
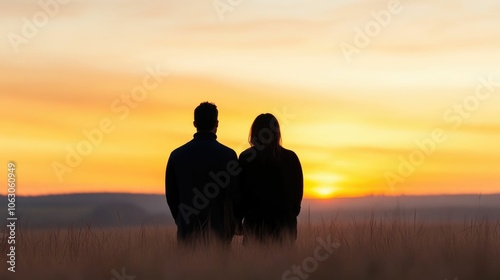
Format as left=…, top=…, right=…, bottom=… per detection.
left=165, top=102, right=240, bottom=245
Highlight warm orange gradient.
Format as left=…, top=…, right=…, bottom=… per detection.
left=1, top=0, right=500, bottom=198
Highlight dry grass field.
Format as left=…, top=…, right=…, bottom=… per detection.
left=1, top=218, right=500, bottom=280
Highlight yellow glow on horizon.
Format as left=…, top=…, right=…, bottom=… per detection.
left=309, top=186, right=338, bottom=199
left=305, top=173, right=344, bottom=199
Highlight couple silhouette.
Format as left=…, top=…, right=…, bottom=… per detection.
left=166, top=102, right=303, bottom=246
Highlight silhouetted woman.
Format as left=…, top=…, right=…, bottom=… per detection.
left=239, top=113, right=303, bottom=244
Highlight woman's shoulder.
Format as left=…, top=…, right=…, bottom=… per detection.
left=238, top=147, right=300, bottom=163
left=239, top=147, right=256, bottom=159
left=280, top=147, right=298, bottom=159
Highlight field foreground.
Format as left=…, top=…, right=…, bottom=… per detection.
left=1, top=219, right=500, bottom=280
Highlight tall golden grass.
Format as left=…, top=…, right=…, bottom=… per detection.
left=1, top=217, right=499, bottom=280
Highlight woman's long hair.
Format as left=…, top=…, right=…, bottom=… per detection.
left=249, top=113, right=282, bottom=160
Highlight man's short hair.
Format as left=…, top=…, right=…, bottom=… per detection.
left=194, top=102, right=218, bottom=131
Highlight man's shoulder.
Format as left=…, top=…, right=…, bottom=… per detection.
left=170, top=139, right=236, bottom=158
left=238, top=147, right=299, bottom=162
left=169, top=140, right=194, bottom=157
left=215, top=141, right=237, bottom=157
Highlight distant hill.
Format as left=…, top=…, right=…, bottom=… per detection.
left=2, top=193, right=499, bottom=229
left=300, top=194, right=500, bottom=223
left=2, top=193, right=173, bottom=229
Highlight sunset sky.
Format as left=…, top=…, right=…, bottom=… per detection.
left=1, top=0, right=499, bottom=198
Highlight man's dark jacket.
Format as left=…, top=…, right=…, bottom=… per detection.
left=165, top=131, right=240, bottom=242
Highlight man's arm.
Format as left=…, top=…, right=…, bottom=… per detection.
left=165, top=154, right=179, bottom=223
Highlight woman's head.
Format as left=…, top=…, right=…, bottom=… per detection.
left=249, top=113, right=282, bottom=158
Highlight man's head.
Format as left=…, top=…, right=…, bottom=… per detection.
left=194, top=102, right=218, bottom=133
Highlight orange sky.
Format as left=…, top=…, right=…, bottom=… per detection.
left=1, top=0, right=500, bottom=198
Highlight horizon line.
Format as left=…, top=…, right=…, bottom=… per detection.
left=4, top=191, right=499, bottom=199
